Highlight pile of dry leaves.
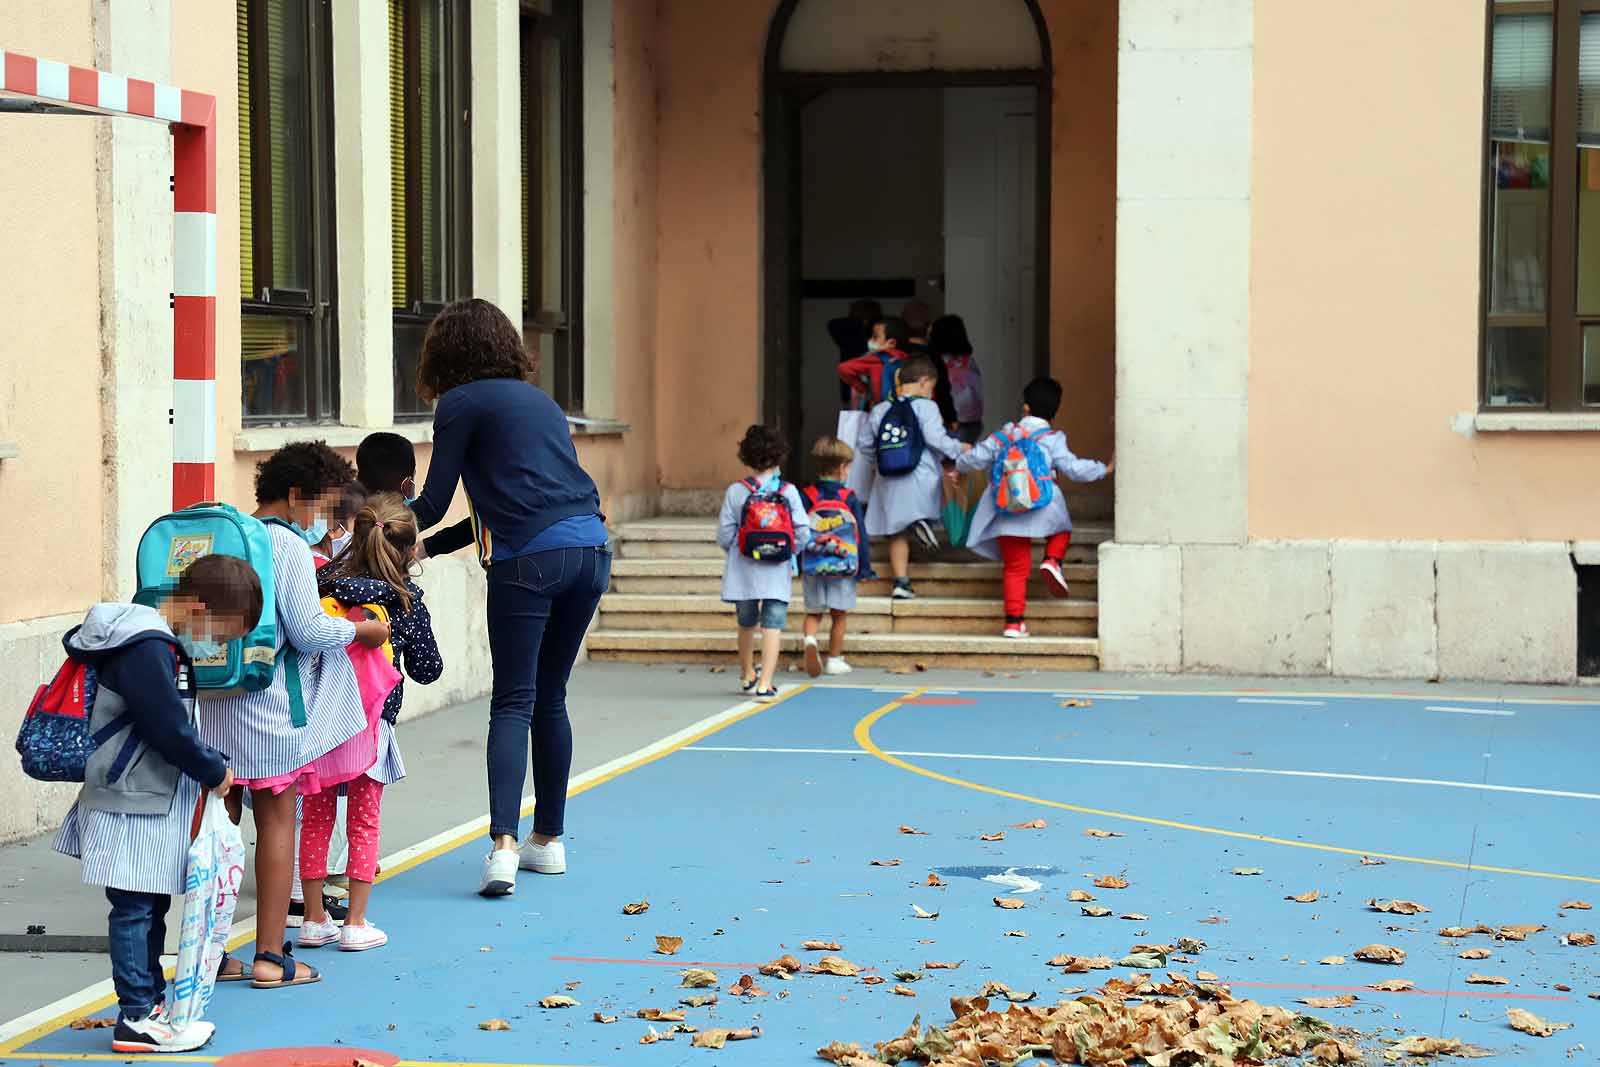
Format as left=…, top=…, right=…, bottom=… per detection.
left=820, top=974, right=1350, bottom=1067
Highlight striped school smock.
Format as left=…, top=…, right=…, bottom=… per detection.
left=197, top=524, right=366, bottom=781
left=53, top=775, right=205, bottom=896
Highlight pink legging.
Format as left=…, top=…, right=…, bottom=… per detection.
left=300, top=776, right=384, bottom=884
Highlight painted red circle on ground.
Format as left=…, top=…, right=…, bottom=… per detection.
left=217, top=1048, right=398, bottom=1067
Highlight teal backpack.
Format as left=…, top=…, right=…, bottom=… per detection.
left=134, top=503, right=277, bottom=694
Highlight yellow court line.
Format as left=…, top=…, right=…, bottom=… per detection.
left=854, top=690, right=1600, bottom=885
left=0, top=687, right=810, bottom=1057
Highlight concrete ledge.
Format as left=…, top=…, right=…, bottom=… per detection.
left=234, top=422, right=433, bottom=454
left=1096, top=542, right=1181, bottom=671
left=1330, top=542, right=1438, bottom=679
left=1437, top=542, right=1575, bottom=683
left=1474, top=412, right=1600, bottom=433
left=1182, top=542, right=1331, bottom=676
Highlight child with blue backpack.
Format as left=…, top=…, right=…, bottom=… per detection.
left=856, top=355, right=969, bottom=599
left=837, top=315, right=911, bottom=410
left=718, top=425, right=810, bottom=702
left=40, top=554, right=259, bottom=1053
left=956, top=377, right=1114, bottom=638
left=799, top=436, right=874, bottom=676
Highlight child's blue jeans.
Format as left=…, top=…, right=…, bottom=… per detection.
left=735, top=599, right=788, bottom=630
left=106, top=887, right=169, bottom=1021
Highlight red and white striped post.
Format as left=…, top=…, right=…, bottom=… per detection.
left=0, top=49, right=217, bottom=509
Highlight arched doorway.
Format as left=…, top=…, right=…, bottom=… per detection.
left=761, top=0, right=1053, bottom=462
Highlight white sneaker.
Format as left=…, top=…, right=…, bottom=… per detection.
left=803, top=636, right=823, bottom=678
left=1039, top=559, right=1071, bottom=599
left=479, top=849, right=519, bottom=896
left=112, top=1015, right=215, bottom=1054
left=1003, top=622, right=1030, bottom=640
left=824, top=657, right=853, bottom=676
left=296, top=917, right=340, bottom=949
left=519, top=837, right=567, bottom=875
left=340, top=922, right=388, bottom=952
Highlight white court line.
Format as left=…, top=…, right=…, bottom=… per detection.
left=1057, top=693, right=1140, bottom=701
left=1237, top=697, right=1326, bottom=707
left=0, top=692, right=778, bottom=1050
left=815, top=682, right=1600, bottom=706
left=683, top=746, right=1600, bottom=801
left=1429, top=705, right=1516, bottom=718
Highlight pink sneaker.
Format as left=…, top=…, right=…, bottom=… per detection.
left=1039, top=559, right=1070, bottom=599
left=1003, top=622, right=1030, bottom=640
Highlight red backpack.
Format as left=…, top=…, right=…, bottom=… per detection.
left=737, top=478, right=797, bottom=562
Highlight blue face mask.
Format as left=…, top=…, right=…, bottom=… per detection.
left=300, top=518, right=329, bottom=545
left=181, top=634, right=223, bottom=663
left=403, top=496, right=417, bottom=509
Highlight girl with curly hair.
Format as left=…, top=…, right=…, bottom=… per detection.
left=407, top=298, right=610, bottom=897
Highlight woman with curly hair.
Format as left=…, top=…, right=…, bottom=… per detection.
left=199, top=442, right=392, bottom=988
left=408, top=298, right=609, bottom=897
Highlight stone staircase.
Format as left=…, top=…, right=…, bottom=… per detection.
left=586, top=517, right=1107, bottom=670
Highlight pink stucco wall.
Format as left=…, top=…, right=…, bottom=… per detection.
left=652, top=0, right=1117, bottom=500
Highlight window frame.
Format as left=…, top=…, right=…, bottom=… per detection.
left=1481, top=0, right=1600, bottom=411
left=239, top=0, right=340, bottom=425
left=392, top=0, right=473, bottom=418
left=520, top=0, right=585, bottom=412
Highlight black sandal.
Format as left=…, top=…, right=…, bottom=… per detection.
left=249, top=942, right=321, bottom=989
left=215, top=953, right=249, bottom=983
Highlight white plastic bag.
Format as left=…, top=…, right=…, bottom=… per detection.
left=167, top=795, right=245, bottom=1032
left=837, top=410, right=876, bottom=498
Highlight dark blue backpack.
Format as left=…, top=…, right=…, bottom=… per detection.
left=876, top=396, right=925, bottom=477
left=875, top=351, right=901, bottom=404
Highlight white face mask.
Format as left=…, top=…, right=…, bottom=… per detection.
left=867, top=339, right=887, bottom=352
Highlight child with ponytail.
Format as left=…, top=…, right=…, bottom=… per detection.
left=294, top=494, right=443, bottom=952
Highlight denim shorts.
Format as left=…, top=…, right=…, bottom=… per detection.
left=735, top=599, right=788, bottom=630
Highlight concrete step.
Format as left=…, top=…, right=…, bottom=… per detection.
left=607, top=559, right=1099, bottom=599
left=584, top=628, right=1100, bottom=671
left=613, top=517, right=1110, bottom=563
left=596, top=594, right=1098, bottom=638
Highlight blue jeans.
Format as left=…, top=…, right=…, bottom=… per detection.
left=106, top=887, right=169, bottom=1022
left=485, top=545, right=612, bottom=840
left=735, top=599, right=788, bottom=630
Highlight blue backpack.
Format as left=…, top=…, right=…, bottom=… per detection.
left=134, top=503, right=277, bottom=693
left=800, top=486, right=861, bottom=577
left=990, top=427, right=1056, bottom=514
left=876, top=396, right=925, bottom=477
left=874, top=351, right=902, bottom=404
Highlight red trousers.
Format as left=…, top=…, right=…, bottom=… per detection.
left=300, top=775, right=384, bottom=884
left=997, top=533, right=1070, bottom=621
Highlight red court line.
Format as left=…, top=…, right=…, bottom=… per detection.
left=1218, top=979, right=1570, bottom=1002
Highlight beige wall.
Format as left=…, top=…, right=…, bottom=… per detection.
left=653, top=0, right=1116, bottom=497
left=1251, top=0, right=1600, bottom=541
left=0, top=4, right=105, bottom=623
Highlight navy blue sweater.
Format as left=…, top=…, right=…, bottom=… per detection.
left=413, top=379, right=602, bottom=566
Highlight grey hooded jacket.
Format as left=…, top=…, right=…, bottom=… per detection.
left=66, top=604, right=228, bottom=816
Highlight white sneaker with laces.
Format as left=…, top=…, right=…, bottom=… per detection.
left=479, top=848, right=519, bottom=895
left=824, top=657, right=853, bottom=676
left=111, top=1015, right=215, bottom=1054
left=803, top=636, right=823, bottom=677
left=519, top=836, right=567, bottom=874
left=340, top=922, right=388, bottom=952
left=1039, top=559, right=1071, bottom=599
left=296, top=917, right=340, bottom=949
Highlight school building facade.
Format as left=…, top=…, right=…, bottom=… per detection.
left=0, top=0, right=1596, bottom=838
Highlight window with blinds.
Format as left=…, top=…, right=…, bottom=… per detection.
left=238, top=0, right=338, bottom=423
left=1483, top=1, right=1600, bottom=410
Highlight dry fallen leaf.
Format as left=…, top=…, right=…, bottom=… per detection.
left=1231, top=867, right=1264, bottom=876
left=1177, top=936, right=1207, bottom=955
left=1286, top=890, right=1321, bottom=903
left=593, top=1012, right=619, bottom=1024
left=1392, top=1036, right=1491, bottom=1058
left=1093, top=874, right=1130, bottom=889
left=479, top=1018, right=513, bottom=1031
left=681, top=995, right=719, bottom=1007
left=911, top=904, right=939, bottom=919
left=1562, top=900, right=1593, bottom=910
left=69, top=1017, right=116, bottom=1030
left=979, top=831, right=1006, bottom=842
left=1198, top=915, right=1227, bottom=925
left=1005, top=930, right=1027, bottom=938
left=1359, top=855, right=1386, bottom=866
left=1068, top=889, right=1096, bottom=902
left=1311, top=1038, right=1364, bottom=1063
left=1369, top=978, right=1416, bottom=992
left=1299, top=994, right=1359, bottom=1008
left=1354, top=943, right=1406, bottom=965
left=728, top=974, right=767, bottom=998
left=899, top=824, right=928, bottom=835
left=1120, top=913, right=1149, bottom=921
left=861, top=975, right=887, bottom=986
left=1498, top=923, right=1547, bottom=941
left=1368, top=898, right=1430, bottom=915
left=655, top=935, right=685, bottom=956
left=870, top=858, right=902, bottom=867
left=1012, top=819, right=1047, bottom=830
left=891, top=985, right=917, bottom=997
left=692, top=1027, right=760, bottom=1049
left=1083, top=828, right=1124, bottom=838
left=993, top=897, right=1026, bottom=910
left=1459, top=947, right=1493, bottom=959
left=623, top=901, right=650, bottom=915
left=803, top=939, right=842, bottom=951
left=1196, top=970, right=1220, bottom=982
left=680, top=969, right=718, bottom=988
left=1555, top=983, right=1573, bottom=992
left=925, top=872, right=947, bottom=888
left=1508, top=1007, right=1573, bottom=1038
left=1059, top=699, right=1092, bottom=708
left=760, top=955, right=801, bottom=976
left=1563, top=932, right=1597, bottom=947
left=1466, top=973, right=1508, bottom=985
left=808, top=955, right=862, bottom=977
left=925, top=960, right=963, bottom=970
left=893, top=970, right=924, bottom=982
left=1081, top=905, right=1112, bottom=918
left=639, top=1007, right=687, bottom=1022
left=1318, top=955, right=1347, bottom=966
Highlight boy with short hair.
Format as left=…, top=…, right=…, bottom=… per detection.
left=956, top=377, right=1113, bottom=638
left=838, top=316, right=913, bottom=409
left=51, top=553, right=261, bottom=1054
left=356, top=431, right=417, bottom=500
left=800, top=436, right=874, bottom=676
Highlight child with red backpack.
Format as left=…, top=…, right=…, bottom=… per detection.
left=956, top=378, right=1114, bottom=638
left=837, top=316, right=912, bottom=410
left=718, top=425, right=811, bottom=701
left=799, top=436, right=875, bottom=677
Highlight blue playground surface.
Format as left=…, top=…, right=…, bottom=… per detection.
left=5, top=682, right=1600, bottom=1066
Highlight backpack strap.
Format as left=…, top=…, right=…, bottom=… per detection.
left=801, top=485, right=820, bottom=508
left=281, top=645, right=306, bottom=728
